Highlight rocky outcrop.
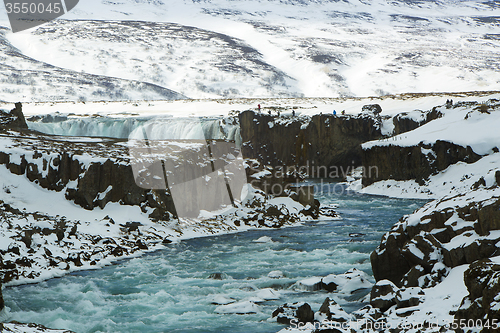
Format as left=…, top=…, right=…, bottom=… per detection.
left=454, top=259, right=500, bottom=332
left=370, top=279, right=397, bottom=312
left=239, top=110, right=383, bottom=176
left=392, top=107, right=442, bottom=136
left=317, top=297, right=352, bottom=323
left=239, top=105, right=445, bottom=177
left=273, top=302, right=315, bottom=325
left=362, top=140, right=482, bottom=187
left=0, top=201, right=172, bottom=284
left=0, top=322, right=75, bottom=332
left=0, top=130, right=176, bottom=221
left=0, top=102, right=28, bottom=130
left=370, top=192, right=500, bottom=288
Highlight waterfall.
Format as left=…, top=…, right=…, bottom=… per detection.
left=27, top=114, right=241, bottom=145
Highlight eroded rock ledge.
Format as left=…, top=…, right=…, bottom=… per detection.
left=370, top=185, right=500, bottom=288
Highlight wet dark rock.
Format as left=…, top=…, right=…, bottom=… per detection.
left=300, top=198, right=321, bottom=219
left=208, top=273, right=226, bottom=280
left=273, top=302, right=314, bottom=325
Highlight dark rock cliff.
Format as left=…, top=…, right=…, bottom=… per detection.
left=0, top=102, right=28, bottom=130
left=0, top=130, right=176, bottom=221
left=358, top=183, right=500, bottom=328
left=391, top=107, right=442, bottom=136
left=239, top=110, right=383, bottom=175
left=370, top=190, right=500, bottom=288
left=454, top=259, right=500, bottom=332
left=361, top=140, right=482, bottom=187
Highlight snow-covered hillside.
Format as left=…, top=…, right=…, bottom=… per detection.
left=355, top=97, right=500, bottom=199
left=2, top=0, right=500, bottom=101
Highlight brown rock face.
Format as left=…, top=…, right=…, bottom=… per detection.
left=370, top=280, right=397, bottom=312
left=392, top=107, right=442, bottom=136
left=239, top=110, right=383, bottom=174
left=272, top=302, right=314, bottom=324
left=362, top=140, right=482, bottom=187
left=0, top=130, right=176, bottom=221
left=455, top=259, right=500, bottom=332
left=0, top=102, right=28, bottom=130
left=371, top=194, right=500, bottom=288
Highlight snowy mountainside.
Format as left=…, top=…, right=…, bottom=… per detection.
left=22, top=20, right=296, bottom=99
left=353, top=98, right=500, bottom=199
left=2, top=0, right=500, bottom=101
left=0, top=28, right=186, bottom=102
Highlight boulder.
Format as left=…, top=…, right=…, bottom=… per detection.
left=395, top=287, right=425, bottom=309
left=316, top=297, right=352, bottom=322
left=0, top=102, right=28, bottom=129
left=321, top=268, right=373, bottom=295
left=272, top=302, right=315, bottom=325
left=370, top=230, right=411, bottom=286
left=370, top=279, right=398, bottom=312
left=208, top=273, right=226, bottom=280
left=362, top=104, right=382, bottom=115
left=455, top=259, right=500, bottom=332
left=296, top=277, right=323, bottom=291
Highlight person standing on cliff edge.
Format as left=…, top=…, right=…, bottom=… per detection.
left=258, top=104, right=261, bottom=112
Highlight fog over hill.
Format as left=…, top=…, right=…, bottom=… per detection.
left=1, top=0, right=499, bottom=101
